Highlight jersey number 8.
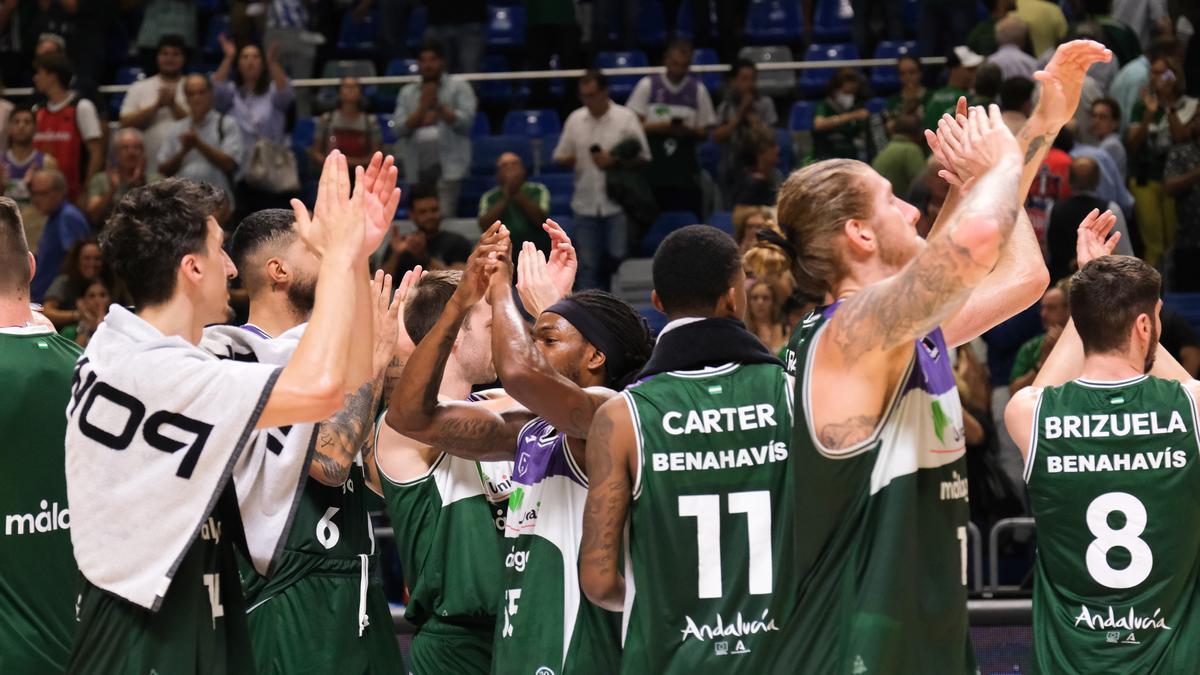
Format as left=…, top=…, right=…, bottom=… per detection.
left=1086, top=491, right=1153, bottom=589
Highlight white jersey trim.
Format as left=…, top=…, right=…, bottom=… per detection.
left=1181, top=382, right=1200, bottom=463
left=622, top=390, right=646, bottom=501
left=1023, top=388, right=1045, bottom=484
left=0, top=324, right=55, bottom=335
left=1074, top=375, right=1149, bottom=388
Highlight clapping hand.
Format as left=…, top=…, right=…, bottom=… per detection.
left=1075, top=208, right=1121, bottom=269
left=370, top=270, right=400, bottom=374
left=453, top=222, right=510, bottom=309
left=356, top=152, right=403, bottom=260
left=542, top=219, right=577, bottom=297
left=516, top=242, right=562, bottom=316
left=1034, top=40, right=1112, bottom=131
left=292, top=150, right=365, bottom=261
left=928, top=104, right=1019, bottom=192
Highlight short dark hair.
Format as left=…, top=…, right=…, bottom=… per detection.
left=974, top=62, right=1003, bottom=99
left=562, top=289, right=655, bottom=389
left=579, top=68, right=608, bottom=91
left=892, top=114, right=921, bottom=139
left=653, top=225, right=742, bottom=316
left=232, top=43, right=270, bottom=96
left=404, top=270, right=462, bottom=344
left=35, top=52, right=73, bottom=89
left=409, top=182, right=439, bottom=206
left=157, top=33, right=188, bottom=54
left=1146, top=37, right=1178, bottom=63
left=100, top=178, right=216, bottom=308
left=665, top=38, right=694, bottom=58
left=998, top=76, right=1035, bottom=112
left=1092, top=97, right=1121, bottom=121
left=8, top=106, right=32, bottom=124
left=0, top=196, right=28, bottom=295
left=1070, top=256, right=1161, bottom=355
left=732, top=58, right=757, bottom=77
left=230, top=209, right=298, bottom=292
left=418, top=39, right=445, bottom=60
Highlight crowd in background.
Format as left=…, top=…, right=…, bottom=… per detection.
left=4, top=0, right=1200, bottom=582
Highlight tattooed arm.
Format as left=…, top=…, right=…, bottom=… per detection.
left=579, top=396, right=635, bottom=612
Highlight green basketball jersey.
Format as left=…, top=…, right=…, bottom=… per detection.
left=1028, top=375, right=1200, bottom=674
left=0, top=327, right=81, bottom=675
left=377, top=415, right=512, bottom=641
left=620, top=362, right=798, bottom=674
left=784, top=304, right=975, bottom=674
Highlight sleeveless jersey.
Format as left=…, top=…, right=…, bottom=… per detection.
left=783, top=304, right=975, bottom=674
left=643, top=73, right=703, bottom=186
left=1027, top=375, right=1200, bottom=674
left=33, top=96, right=85, bottom=200
left=621, top=362, right=799, bottom=674
left=377, top=412, right=513, bottom=635
left=0, top=327, right=81, bottom=674
left=492, top=417, right=622, bottom=675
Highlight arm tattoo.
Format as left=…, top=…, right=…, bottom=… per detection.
left=580, top=412, right=625, bottom=576
left=818, top=415, right=880, bottom=449
left=312, top=379, right=380, bottom=484
left=1023, top=133, right=1050, bottom=166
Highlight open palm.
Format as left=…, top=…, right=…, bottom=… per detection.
left=1035, top=40, right=1112, bottom=130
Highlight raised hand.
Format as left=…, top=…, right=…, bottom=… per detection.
left=1075, top=208, right=1121, bottom=270
left=355, top=152, right=402, bottom=260
left=218, top=33, right=236, bottom=60
left=393, top=264, right=425, bottom=357
left=516, top=242, right=565, bottom=316
left=932, top=104, right=1019, bottom=192
left=370, top=270, right=399, bottom=374
left=1034, top=40, right=1112, bottom=131
left=452, top=222, right=510, bottom=309
left=925, top=97, right=970, bottom=188
left=542, top=219, right=578, bottom=297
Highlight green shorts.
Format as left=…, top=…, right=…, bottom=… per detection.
left=409, top=620, right=493, bottom=675
left=247, top=573, right=402, bottom=674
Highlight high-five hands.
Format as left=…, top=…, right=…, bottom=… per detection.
left=928, top=102, right=1020, bottom=192
left=453, top=221, right=511, bottom=309
left=292, top=150, right=364, bottom=262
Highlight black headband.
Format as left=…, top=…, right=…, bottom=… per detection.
left=543, top=297, right=630, bottom=386
left=756, top=228, right=796, bottom=260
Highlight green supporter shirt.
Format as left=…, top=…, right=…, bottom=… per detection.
left=0, top=326, right=82, bottom=674
left=924, top=86, right=968, bottom=132
left=871, top=137, right=927, bottom=196
left=813, top=99, right=867, bottom=161
left=966, top=18, right=998, bottom=56
left=479, top=182, right=552, bottom=253
left=1010, top=333, right=1046, bottom=384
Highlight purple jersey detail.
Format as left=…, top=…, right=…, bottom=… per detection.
left=513, top=417, right=581, bottom=487
left=822, top=301, right=956, bottom=396
left=648, top=73, right=701, bottom=108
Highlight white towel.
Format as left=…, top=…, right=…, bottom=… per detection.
left=65, top=306, right=314, bottom=611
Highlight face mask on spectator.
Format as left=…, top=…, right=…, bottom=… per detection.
left=835, top=93, right=855, bottom=110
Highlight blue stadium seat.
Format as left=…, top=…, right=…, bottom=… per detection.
left=870, top=40, right=918, bottom=93
left=788, top=100, right=816, bottom=131
left=596, top=50, right=649, bottom=102
left=203, top=15, right=230, bottom=59
left=478, top=55, right=526, bottom=103
left=1165, top=294, right=1200, bottom=336
left=378, top=114, right=398, bottom=145
left=698, top=140, right=719, bottom=179
left=374, top=58, right=418, bottom=110
left=471, top=111, right=491, bottom=138
left=641, top=211, right=700, bottom=256
left=708, top=210, right=733, bottom=235
left=812, top=0, right=853, bottom=41
left=539, top=174, right=575, bottom=213
left=337, top=10, right=378, bottom=54
left=744, top=0, right=804, bottom=44
left=674, top=0, right=718, bottom=41
left=547, top=53, right=566, bottom=99
left=637, top=1, right=667, bottom=47
left=458, top=176, right=494, bottom=216
left=487, top=5, right=526, bottom=47
left=471, top=135, right=533, bottom=176
left=406, top=5, right=427, bottom=50
left=535, top=134, right=570, bottom=174
left=798, top=43, right=860, bottom=97
left=691, top=48, right=722, bottom=94
left=502, top=109, right=562, bottom=138
left=293, top=116, right=317, bottom=149
left=111, top=67, right=144, bottom=118
left=775, top=128, right=794, bottom=173
left=865, top=97, right=887, bottom=114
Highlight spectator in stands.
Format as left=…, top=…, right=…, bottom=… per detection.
left=213, top=35, right=295, bottom=212
left=1111, top=37, right=1176, bottom=130
left=28, top=168, right=88, bottom=303
left=1089, top=97, right=1127, bottom=180
left=998, top=75, right=1035, bottom=133
left=119, top=34, right=188, bottom=175
left=31, top=53, right=102, bottom=203
left=924, top=46, right=983, bottom=130
left=134, top=0, right=196, bottom=72
left=730, top=125, right=781, bottom=206
left=424, top=0, right=485, bottom=75
left=626, top=39, right=715, bottom=217
left=478, top=152, right=550, bottom=253
left=67, top=277, right=111, bottom=347
left=85, top=128, right=160, bottom=227
left=1009, top=280, right=1070, bottom=393
left=1075, top=0, right=1142, bottom=67
left=966, top=0, right=1014, bottom=56
left=982, top=303, right=1043, bottom=488
left=158, top=74, right=243, bottom=214
left=1165, top=115, right=1200, bottom=291
left=264, top=0, right=317, bottom=116
left=2, top=108, right=57, bottom=251
left=380, top=182, right=472, bottom=275
left=1012, top=0, right=1068, bottom=57
left=1068, top=139, right=1135, bottom=220
left=987, top=17, right=1038, bottom=81
left=731, top=205, right=772, bottom=254
left=812, top=68, right=869, bottom=162
left=1045, top=157, right=1133, bottom=283
left=40, top=236, right=102, bottom=328
left=554, top=70, right=650, bottom=291
left=1114, top=0, right=1170, bottom=53
left=713, top=59, right=777, bottom=207
left=1127, top=53, right=1196, bottom=267
left=745, top=280, right=787, bottom=354
left=871, top=115, right=926, bottom=196
left=972, top=62, right=1004, bottom=106
left=309, top=77, right=382, bottom=173
left=394, top=39, right=476, bottom=219
left=885, top=55, right=931, bottom=123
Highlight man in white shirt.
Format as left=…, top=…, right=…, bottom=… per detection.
left=987, top=16, right=1038, bottom=80
left=158, top=74, right=244, bottom=213
left=625, top=39, right=715, bottom=218
left=553, top=70, right=650, bottom=290
left=119, top=34, right=189, bottom=174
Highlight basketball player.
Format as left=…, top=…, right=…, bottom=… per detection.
left=776, top=40, right=1111, bottom=673
left=64, top=151, right=383, bottom=673
left=222, top=158, right=404, bottom=673
left=0, top=197, right=80, bottom=673
left=373, top=263, right=517, bottom=675
left=386, top=222, right=655, bottom=675
left=1006, top=219, right=1200, bottom=673
left=580, top=224, right=797, bottom=673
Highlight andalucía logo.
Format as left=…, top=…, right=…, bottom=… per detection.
left=680, top=609, right=779, bottom=643
left=1074, top=605, right=1172, bottom=633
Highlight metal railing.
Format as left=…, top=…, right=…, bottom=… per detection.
left=3, top=55, right=949, bottom=98
left=988, top=516, right=1036, bottom=595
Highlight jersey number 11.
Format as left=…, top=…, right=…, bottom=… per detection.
left=678, top=491, right=773, bottom=599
